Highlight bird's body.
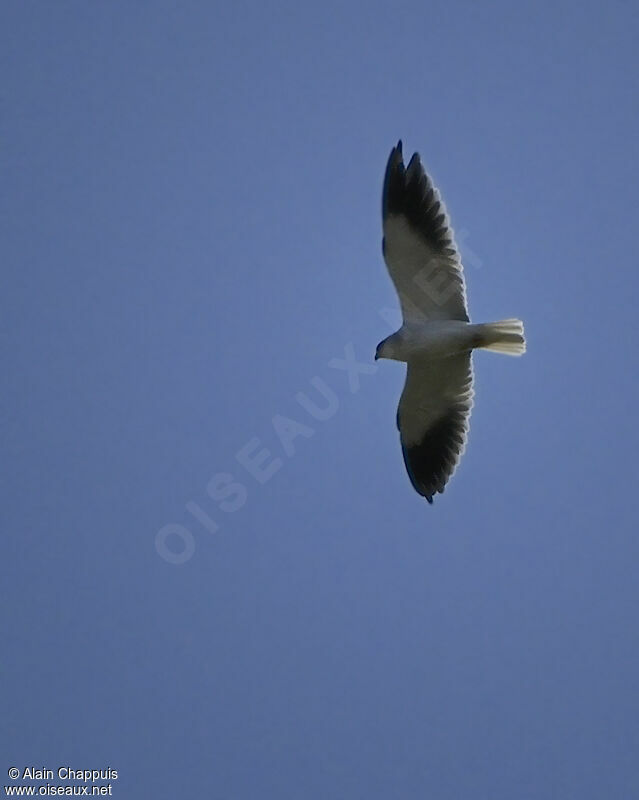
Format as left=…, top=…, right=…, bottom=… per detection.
left=377, top=319, right=480, bottom=362
left=377, top=141, right=525, bottom=503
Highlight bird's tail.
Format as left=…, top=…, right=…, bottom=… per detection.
left=476, top=319, right=526, bottom=356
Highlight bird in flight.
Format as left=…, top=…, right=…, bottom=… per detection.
left=377, top=141, right=525, bottom=503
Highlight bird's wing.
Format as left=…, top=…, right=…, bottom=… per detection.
left=382, top=141, right=469, bottom=323
left=397, top=353, right=474, bottom=502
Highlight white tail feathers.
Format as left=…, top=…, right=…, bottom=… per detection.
left=477, top=318, right=526, bottom=356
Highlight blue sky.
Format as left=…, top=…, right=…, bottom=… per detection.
left=3, top=1, right=638, bottom=798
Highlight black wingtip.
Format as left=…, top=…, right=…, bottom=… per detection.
left=406, top=152, right=421, bottom=172
left=425, top=495, right=434, bottom=505
left=400, top=407, right=468, bottom=502
left=381, top=138, right=460, bottom=274
left=382, top=141, right=406, bottom=219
